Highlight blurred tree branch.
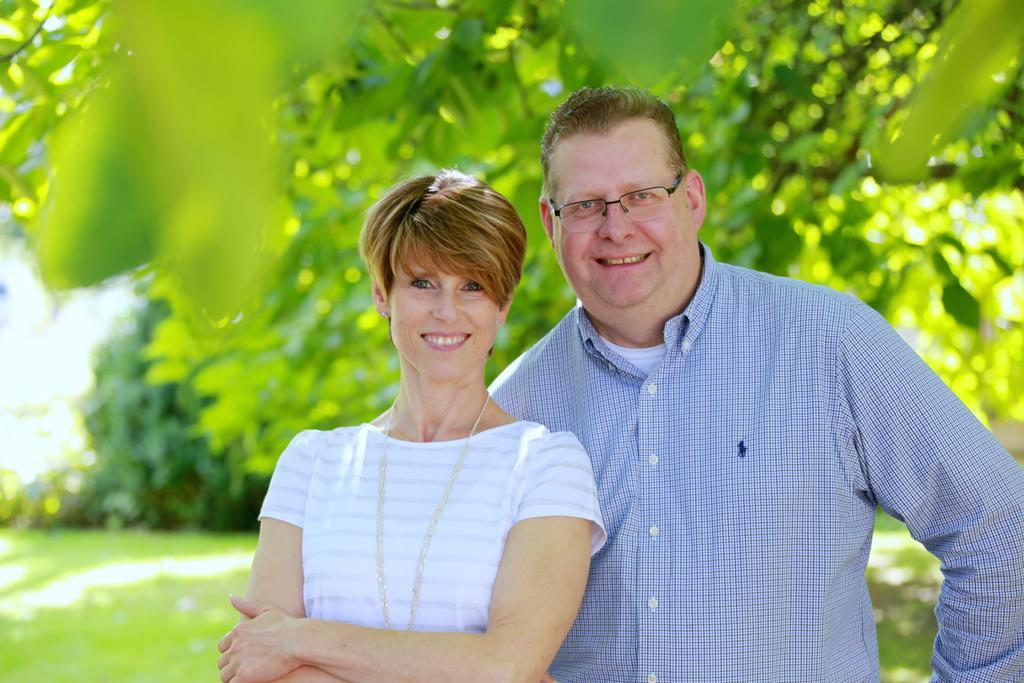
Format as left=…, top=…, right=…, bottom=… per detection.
left=0, top=9, right=50, bottom=63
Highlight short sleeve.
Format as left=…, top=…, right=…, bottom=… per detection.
left=516, top=431, right=607, bottom=554
left=259, top=430, right=319, bottom=528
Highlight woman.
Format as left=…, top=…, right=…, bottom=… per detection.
left=217, top=169, right=605, bottom=683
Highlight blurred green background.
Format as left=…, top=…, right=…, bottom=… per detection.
left=0, top=0, right=1021, bottom=681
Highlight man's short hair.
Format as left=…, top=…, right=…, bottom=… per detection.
left=541, top=86, right=688, bottom=198
left=359, top=169, right=526, bottom=306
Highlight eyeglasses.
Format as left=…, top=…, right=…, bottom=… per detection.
left=549, top=175, right=683, bottom=233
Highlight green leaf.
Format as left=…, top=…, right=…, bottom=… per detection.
left=219, top=0, right=370, bottom=61
left=0, top=108, right=39, bottom=165
left=942, top=281, right=981, bottom=329
left=451, top=18, right=483, bottom=50
left=13, top=62, right=55, bottom=99
left=874, top=0, right=1024, bottom=182
left=985, top=247, right=1014, bottom=277
left=0, top=18, right=25, bottom=42
left=753, top=214, right=801, bottom=274
left=25, top=43, right=82, bottom=76
left=780, top=133, right=819, bottom=163
left=930, top=251, right=955, bottom=281
left=564, top=0, right=738, bottom=85
left=773, top=64, right=813, bottom=100
left=37, top=78, right=161, bottom=289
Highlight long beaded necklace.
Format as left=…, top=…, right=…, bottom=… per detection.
left=375, top=394, right=491, bottom=630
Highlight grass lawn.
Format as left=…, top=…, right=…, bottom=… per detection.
left=0, top=514, right=940, bottom=682
left=867, top=513, right=942, bottom=683
left=0, top=529, right=255, bottom=682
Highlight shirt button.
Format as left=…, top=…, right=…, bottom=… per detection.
left=648, top=596, right=658, bottom=610
left=649, top=525, right=659, bottom=537
left=647, top=674, right=658, bottom=683
left=646, top=383, right=657, bottom=395
left=607, top=361, right=615, bottom=371
left=648, top=454, right=658, bottom=466
left=682, top=340, right=692, bottom=352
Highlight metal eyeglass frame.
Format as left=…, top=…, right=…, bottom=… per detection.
left=548, top=174, right=684, bottom=231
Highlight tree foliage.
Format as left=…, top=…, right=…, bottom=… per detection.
left=0, top=0, right=1021, bottom=507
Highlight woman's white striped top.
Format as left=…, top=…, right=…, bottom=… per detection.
left=259, top=420, right=606, bottom=632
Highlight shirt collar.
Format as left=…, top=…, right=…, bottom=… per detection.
left=574, top=241, right=720, bottom=362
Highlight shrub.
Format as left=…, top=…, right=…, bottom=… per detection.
left=63, top=294, right=266, bottom=530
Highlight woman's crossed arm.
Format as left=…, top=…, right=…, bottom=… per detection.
left=218, top=516, right=590, bottom=683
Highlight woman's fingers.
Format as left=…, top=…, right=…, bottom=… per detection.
left=218, top=628, right=234, bottom=653
left=231, top=594, right=268, bottom=618
left=218, top=640, right=239, bottom=682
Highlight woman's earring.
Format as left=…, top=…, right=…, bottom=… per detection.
left=381, top=311, right=390, bottom=319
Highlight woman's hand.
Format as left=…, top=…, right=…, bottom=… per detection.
left=218, top=595, right=304, bottom=683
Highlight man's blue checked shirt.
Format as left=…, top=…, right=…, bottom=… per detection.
left=491, top=244, right=1024, bottom=683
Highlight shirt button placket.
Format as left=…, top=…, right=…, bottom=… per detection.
left=640, top=376, right=660, bottom=681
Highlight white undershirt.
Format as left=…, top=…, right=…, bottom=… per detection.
left=599, top=335, right=667, bottom=375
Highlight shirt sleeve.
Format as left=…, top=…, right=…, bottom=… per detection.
left=515, top=430, right=607, bottom=555
left=258, top=430, right=319, bottom=528
left=837, top=299, right=1024, bottom=681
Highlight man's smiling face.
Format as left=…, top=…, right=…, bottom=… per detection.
left=541, top=118, right=706, bottom=346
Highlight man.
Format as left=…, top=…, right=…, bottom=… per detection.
left=491, top=86, right=1024, bottom=682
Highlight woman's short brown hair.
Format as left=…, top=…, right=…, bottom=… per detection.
left=359, top=169, right=526, bottom=306
left=541, top=86, right=688, bottom=198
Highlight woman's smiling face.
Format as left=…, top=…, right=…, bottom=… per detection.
left=375, top=260, right=508, bottom=386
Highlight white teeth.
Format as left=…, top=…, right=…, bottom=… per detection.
left=601, top=254, right=646, bottom=265
left=424, top=335, right=467, bottom=346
